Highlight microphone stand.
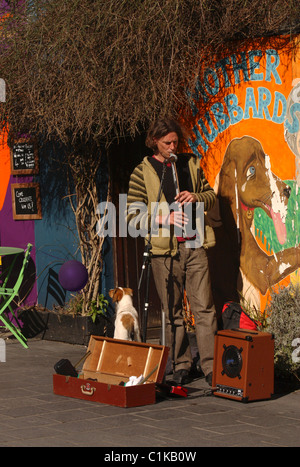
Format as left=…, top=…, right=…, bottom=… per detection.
left=138, top=159, right=168, bottom=343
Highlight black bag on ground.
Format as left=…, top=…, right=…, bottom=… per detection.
left=54, top=359, right=78, bottom=377
left=54, top=351, right=91, bottom=378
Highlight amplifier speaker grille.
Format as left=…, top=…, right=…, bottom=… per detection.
left=212, top=329, right=274, bottom=402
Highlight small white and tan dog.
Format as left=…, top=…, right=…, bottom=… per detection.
left=109, top=287, right=141, bottom=342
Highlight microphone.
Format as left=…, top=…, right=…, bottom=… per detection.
left=164, top=153, right=177, bottom=164
left=168, top=153, right=177, bottom=163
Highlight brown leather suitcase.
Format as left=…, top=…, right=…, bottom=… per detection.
left=53, top=336, right=169, bottom=408
left=212, top=329, right=274, bottom=402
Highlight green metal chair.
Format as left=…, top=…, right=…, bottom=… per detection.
left=0, top=243, right=33, bottom=348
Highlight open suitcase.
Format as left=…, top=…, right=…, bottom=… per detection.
left=53, top=335, right=169, bottom=408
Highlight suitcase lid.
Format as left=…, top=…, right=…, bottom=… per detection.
left=82, top=336, right=169, bottom=384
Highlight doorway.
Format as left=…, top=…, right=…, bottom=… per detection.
left=108, top=135, right=162, bottom=341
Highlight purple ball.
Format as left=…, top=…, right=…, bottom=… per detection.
left=58, top=260, right=88, bottom=291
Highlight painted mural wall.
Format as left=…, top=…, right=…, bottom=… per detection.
left=183, top=35, right=300, bottom=314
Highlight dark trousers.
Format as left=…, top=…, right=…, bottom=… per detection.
left=152, top=243, right=217, bottom=376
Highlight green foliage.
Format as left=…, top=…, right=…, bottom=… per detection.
left=266, top=284, right=300, bottom=381
left=64, top=292, right=109, bottom=323
left=87, top=294, right=109, bottom=323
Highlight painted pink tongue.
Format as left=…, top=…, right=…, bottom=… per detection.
left=270, top=208, right=287, bottom=245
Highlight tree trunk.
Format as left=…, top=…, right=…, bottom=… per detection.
left=66, top=146, right=110, bottom=314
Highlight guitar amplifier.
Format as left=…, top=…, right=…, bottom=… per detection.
left=212, top=329, right=274, bottom=402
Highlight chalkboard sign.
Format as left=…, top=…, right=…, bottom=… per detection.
left=10, top=138, right=39, bottom=175
left=11, top=183, right=42, bottom=220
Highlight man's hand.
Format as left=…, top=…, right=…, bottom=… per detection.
left=156, top=211, right=188, bottom=228
left=169, top=210, right=189, bottom=228
left=175, top=191, right=197, bottom=206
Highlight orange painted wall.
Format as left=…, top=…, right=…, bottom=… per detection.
left=182, top=36, right=300, bottom=313
left=0, top=131, right=11, bottom=211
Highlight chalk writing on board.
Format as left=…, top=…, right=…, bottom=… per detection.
left=11, top=183, right=42, bottom=220
left=10, top=139, right=39, bottom=175
left=15, top=187, right=36, bottom=213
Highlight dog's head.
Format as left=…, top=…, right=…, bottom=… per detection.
left=218, top=136, right=291, bottom=245
left=109, top=287, right=133, bottom=303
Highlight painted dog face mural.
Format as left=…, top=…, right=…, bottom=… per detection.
left=220, top=136, right=291, bottom=243
left=218, top=135, right=299, bottom=299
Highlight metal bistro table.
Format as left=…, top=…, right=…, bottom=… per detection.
left=0, top=244, right=32, bottom=348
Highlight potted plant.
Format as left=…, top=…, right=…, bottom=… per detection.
left=19, top=292, right=114, bottom=346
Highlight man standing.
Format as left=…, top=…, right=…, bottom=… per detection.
left=127, top=118, right=217, bottom=385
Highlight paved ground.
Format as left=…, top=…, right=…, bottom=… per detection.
left=0, top=336, right=299, bottom=450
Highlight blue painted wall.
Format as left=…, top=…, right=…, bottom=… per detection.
left=35, top=143, right=114, bottom=310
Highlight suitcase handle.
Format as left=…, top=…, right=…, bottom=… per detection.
left=81, top=383, right=96, bottom=396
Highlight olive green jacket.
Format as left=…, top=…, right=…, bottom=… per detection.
left=127, top=154, right=216, bottom=255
